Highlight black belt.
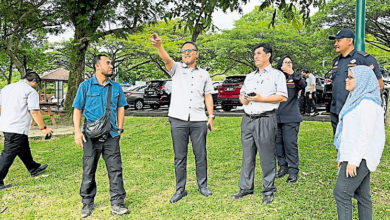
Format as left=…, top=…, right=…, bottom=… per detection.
left=245, top=109, right=276, bottom=119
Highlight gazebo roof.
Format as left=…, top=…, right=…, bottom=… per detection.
left=41, top=68, right=69, bottom=82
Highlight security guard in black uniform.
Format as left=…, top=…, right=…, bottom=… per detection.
left=329, top=28, right=383, bottom=134
left=275, top=56, right=307, bottom=183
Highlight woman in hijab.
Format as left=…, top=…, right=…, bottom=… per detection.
left=275, top=56, right=307, bottom=182
left=333, top=65, right=385, bottom=220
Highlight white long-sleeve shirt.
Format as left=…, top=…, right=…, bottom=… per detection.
left=338, top=99, right=385, bottom=172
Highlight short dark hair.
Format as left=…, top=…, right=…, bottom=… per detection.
left=181, top=41, right=198, bottom=51
left=302, top=68, right=310, bottom=74
left=93, top=54, right=108, bottom=72
left=23, top=71, right=41, bottom=84
left=253, top=43, right=273, bottom=63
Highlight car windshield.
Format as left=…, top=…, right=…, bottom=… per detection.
left=224, top=76, right=245, bottom=84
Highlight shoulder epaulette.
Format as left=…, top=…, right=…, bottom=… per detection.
left=357, top=51, right=369, bottom=57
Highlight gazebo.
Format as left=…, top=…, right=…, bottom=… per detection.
left=40, top=68, right=69, bottom=103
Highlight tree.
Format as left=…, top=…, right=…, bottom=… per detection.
left=258, top=0, right=326, bottom=28
left=0, top=0, right=60, bottom=78
left=312, top=0, right=390, bottom=51
left=165, top=0, right=250, bottom=42
left=54, top=0, right=168, bottom=111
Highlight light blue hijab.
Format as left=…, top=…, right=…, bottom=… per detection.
left=334, top=65, right=382, bottom=158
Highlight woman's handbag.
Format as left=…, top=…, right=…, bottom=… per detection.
left=84, top=85, right=112, bottom=138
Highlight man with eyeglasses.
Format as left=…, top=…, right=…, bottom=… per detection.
left=151, top=33, right=215, bottom=203
left=329, top=28, right=383, bottom=134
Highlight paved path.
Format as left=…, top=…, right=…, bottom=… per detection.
left=0, top=125, right=74, bottom=140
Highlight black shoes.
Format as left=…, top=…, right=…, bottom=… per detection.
left=30, top=164, right=48, bottom=177
left=81, top=203, right=95, bottom=218
left=286, top=174, right=299, bottom=183
left=276, top=168, right=288, bottom=178
left=232, top=189, right=254, bottom=199
left=111, top=204, right=130, bottom=215
left=170, top=189, right=188, bottom=203
left=198, top=187, right=212, bottom=197
left=262, top=194, right=274, bottom=204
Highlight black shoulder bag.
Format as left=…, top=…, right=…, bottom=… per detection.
left=84, top=85, right=112, bottom=138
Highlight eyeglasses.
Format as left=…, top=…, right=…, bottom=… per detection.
left=346, top=76, right=355, bottom=80
left=179, top=48, right=197, bottom=53
left=283, top=61, right=293, bottom=64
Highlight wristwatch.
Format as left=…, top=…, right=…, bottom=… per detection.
left=118, top=128, right=124, bottom=133
left=208, top=115, right=216, bottom=120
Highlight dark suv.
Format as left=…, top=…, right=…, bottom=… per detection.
left=217, top=75, right=246, bottom=111
left=144, top=79, right=172, bottom=109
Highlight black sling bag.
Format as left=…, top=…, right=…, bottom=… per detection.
left=84, top=85, right=112, bottom=138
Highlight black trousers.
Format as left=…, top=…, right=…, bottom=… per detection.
left=0, top=132, right=41, bottom=183
left=239, top=113, right=277, bottom=196
left=330, top=112, right=339, bottom=135
left=80, top=135, right=126, bottom=205
left=276, top=122, right=300, bottom=174
left=305, top=92, right=317, bottom=114
left=169, top=117, right=208, bottom=191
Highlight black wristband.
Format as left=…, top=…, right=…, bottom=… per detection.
left=118, top=128, right=124, bottom=133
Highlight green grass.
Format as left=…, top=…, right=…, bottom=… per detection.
left=0, top=117, right=389, bottom=219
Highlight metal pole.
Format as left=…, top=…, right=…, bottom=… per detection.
left=355, top=0, right=366, bottom=51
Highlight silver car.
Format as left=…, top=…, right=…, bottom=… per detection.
left=124, top=85, right=147, bottom=110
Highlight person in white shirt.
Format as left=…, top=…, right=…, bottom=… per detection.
left=0, top=71, right=53, bottom=190
left=333, top=65, right=385, bottom=220
left=151, top=33, right=215, bottom=203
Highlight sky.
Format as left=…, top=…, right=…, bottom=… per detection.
left=47, top=1, right=259, bottom=43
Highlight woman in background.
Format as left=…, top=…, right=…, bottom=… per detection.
left=275, top=56, right=306, bottom=183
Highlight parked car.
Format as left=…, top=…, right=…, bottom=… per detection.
left=120, top=84, right=133, bottom=92
left=124, top=85, right=147, bottom=110
left=323, top=65, right=389, bottom=114
left=314, top=75, right=325, bottom=106
left=144, top=79, right=172, bottom=109
left=217, top=75, right=246, bottom=111
left=211, top=81, right=223, bottom=107
left=380, top=66, right=389, bottom=118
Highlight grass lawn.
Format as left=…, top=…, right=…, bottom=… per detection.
left=0, top=117, right=389, bottom=219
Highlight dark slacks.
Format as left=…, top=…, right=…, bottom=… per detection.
left=169, top=117, right=208, bottom=191
left=276, top=122, right=300, bottom=174
left=80, top=135, right=126, bottom=205
left=331, top=112, right=339, bottom=135
left=305, top=92, right=317, bottom=114
left=0, top=132, right=41, bottom=183
left=334, top=160, right=372, bottom=220
left=239, top=113, right=277, bottom=196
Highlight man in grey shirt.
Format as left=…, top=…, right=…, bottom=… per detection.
left=0, top=71, right=53, bottom=190
left=232, top=43, right=287, bottom=204
left=151, top=33, right=215, bottom=203
left=303, top=69, right=317, bottom=116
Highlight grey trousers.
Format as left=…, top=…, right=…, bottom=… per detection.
left=239, top=113, right=277, bottom=196
left=276, top=122, right=300, bottom=174
left=334, top=160, right=372, bottom=220
left=169, top=117, right=208, bottom=191
left=80, top=135, right=126, bottom=205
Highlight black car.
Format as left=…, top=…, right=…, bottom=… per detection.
left=143, top=79, right=172, bottom=109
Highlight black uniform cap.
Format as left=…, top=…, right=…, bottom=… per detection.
left=329, top=28, right=355, bottom=40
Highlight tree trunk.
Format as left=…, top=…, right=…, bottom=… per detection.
left=64, top=36, right=89, bottom=113
left=7, top=57, right=13, bottom=84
